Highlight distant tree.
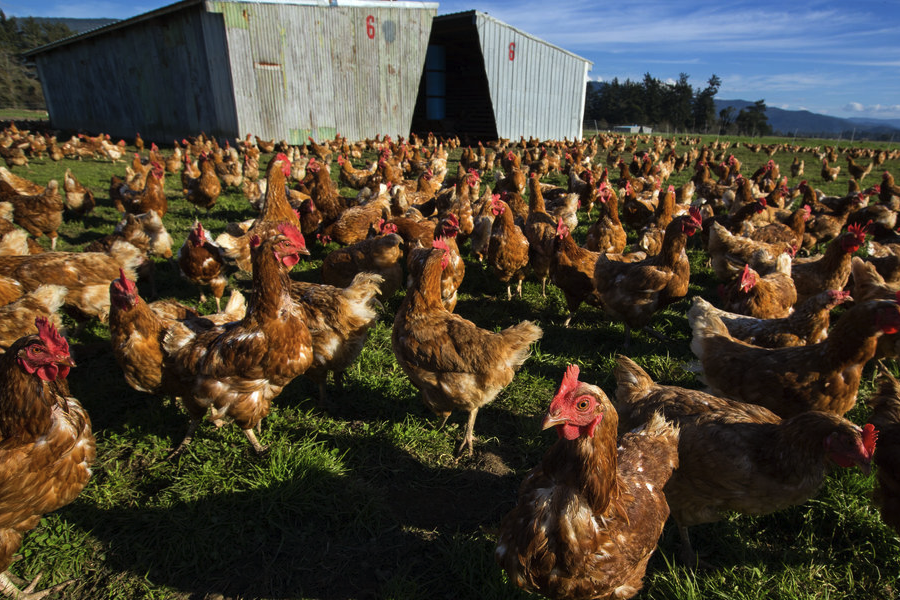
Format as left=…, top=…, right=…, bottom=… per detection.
left=718, top=106, right=736, bottom=134
left=585, top=71, right=724, bottom=134
left=0, top=11, right=73, bottom=109
left=735, top=100, right=773, bottom=137
left=691, top=74, right=720, bottom=133
left=664, top=73, right=694, bottom=132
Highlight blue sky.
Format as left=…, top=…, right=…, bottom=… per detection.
left=2, top=0, right=898, bottom=121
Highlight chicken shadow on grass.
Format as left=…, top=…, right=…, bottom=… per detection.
left=60, top=422, right=525, bottom=600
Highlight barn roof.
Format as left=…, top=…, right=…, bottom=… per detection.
left=433, top=10, right=592, bottom=66
left=24, top=0, right=439, bottom=57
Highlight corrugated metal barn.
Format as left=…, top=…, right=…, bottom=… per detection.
left=411, top=10, right=592, bottom=142
left=25, top=0, right=437, bottom=143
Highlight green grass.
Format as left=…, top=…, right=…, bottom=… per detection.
left=3, top=133, right=900, bottom=599
left=0, top=108, right=49, bottom=121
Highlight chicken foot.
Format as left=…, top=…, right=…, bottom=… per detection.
left=0, top=570, right=73, bottom=600
left=166, top=416, right=201, bottom=460
left=242, top=427, right=268, bottom=455
left=456, top=407, right=480, bottom=457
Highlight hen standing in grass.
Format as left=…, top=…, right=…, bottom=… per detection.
left=178, top=221, right=227, bottom=312
left=290, top=272, right=383, bottom=403
left=163, top=224, right=313, bottom=454
left=689, top=297, right=900, bottom=418
left=613, top=355, right=877, bottom=565
left=183, top=153, right=221, bottom=212
left=0, top=318, right=95, bottom=599
left=496, top=364, right=679, bottom=599
left=393, top=246, right=542, bottom=456
left=216, top=153, right=300, bottom=274
left=487, top=196, right=530, bottom=300
left=593, top=209, right=703, bottom=346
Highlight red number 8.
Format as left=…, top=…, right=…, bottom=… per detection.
left=366, top=15, right=375, bottom=39
left=508, top=42, right=515, bottom=61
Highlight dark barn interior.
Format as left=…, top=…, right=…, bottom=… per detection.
left=411, top=11, right=498, bottom=142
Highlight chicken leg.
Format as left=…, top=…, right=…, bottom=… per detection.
left=167, top=416, right=202, bottom=460
left=457, top=407, right=480, bottom=457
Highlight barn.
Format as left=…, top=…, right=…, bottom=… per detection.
left=410, top=10, right=592, bottom=142
left=24, top=0, right=437, bottom=143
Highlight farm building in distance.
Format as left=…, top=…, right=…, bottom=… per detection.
left=411, top=10, right=592, bottom=142
left=24, top=0, right=437, bottom=143
left=614, top=125, right=653, bottom=134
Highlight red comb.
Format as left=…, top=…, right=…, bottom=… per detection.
left=862, top=423, right=878, bottom=458
left=432, top=237, right=450, bottom=253
left=277, top=223, right=305, bottom=248
left=35, top=317, right=69, bottom=356
left=689, top=206, right=703, bottom=224
left=116, top=268, right=137, bottom=293
left=558, top=364, right=580, bottom=398
left=250, top=234, right=261, bottom=248
left=848, top=222, right=869, bottom=238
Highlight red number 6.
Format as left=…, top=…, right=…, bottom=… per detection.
left=508, top=42, right=515, bottom=61
left=366, top=15, right=375, bottom=39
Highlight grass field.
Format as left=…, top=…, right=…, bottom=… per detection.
left=0, top=108, right=49, bottom=121
left=4, top=131, right=900, bottom=600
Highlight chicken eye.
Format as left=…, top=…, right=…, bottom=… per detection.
left=576, top=397, right=591, bottom=411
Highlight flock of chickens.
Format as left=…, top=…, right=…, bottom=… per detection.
left=0, top=122, right=900, bottom=598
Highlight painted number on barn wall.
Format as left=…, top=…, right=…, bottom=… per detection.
left=366, top=15, right=375, bottom=39
left=508, top=42, right=515, bottom=61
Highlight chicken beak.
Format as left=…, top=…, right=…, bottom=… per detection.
left=59, top=355, right=76, bottom=368
left=857, top=458, right=872, bottom=476
left=541, top=412, right=565, bottom=431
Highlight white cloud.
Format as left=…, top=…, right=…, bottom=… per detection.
left=843, top=102, right=900, bottom=116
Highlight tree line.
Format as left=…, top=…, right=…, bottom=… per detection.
left=0, top=11, right=73, bottom=110
left=584, top=72, right=772, bottom=136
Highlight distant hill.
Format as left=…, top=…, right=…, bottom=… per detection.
left=25, top=17, right=117, bottom=34
left=715, top=99, right=900, bottom=140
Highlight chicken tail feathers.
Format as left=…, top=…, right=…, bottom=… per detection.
left=0, top=228, right=29, bottom=256
left=221, top=289, right=247, bottom=321
left=107, top=240, right=143, bottom=280
left=344, top=272, right=384, bottom=307
left=613, top=355, right=654, bottom=407
left=30, top=284, right=68, bottom=314
left=500, top=321, right=543, bottom=369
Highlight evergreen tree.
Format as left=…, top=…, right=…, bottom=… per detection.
left=0, top=11, right=73, bottom=109
left=691, top=74, right=720, bottom=134
left=735, top=100, right=773, bottom=137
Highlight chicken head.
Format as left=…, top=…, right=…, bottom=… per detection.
left=825, top=423, right=877, bottom=473
left=17, top=317, right=74, bottom=382
left=541, top=364, right=608, bottom=441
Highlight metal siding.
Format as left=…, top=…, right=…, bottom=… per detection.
left=215, top=1, right=434, bottom=143
left=30, top=0, right=433, bottom=143
left=474, top=12, right=590, bottom=141
left=32, top=6, right=231, bottom=142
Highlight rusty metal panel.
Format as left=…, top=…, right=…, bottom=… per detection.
left=210, top=0, right=436, bottom=143
left=474, top=11, right=591, bottom=141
